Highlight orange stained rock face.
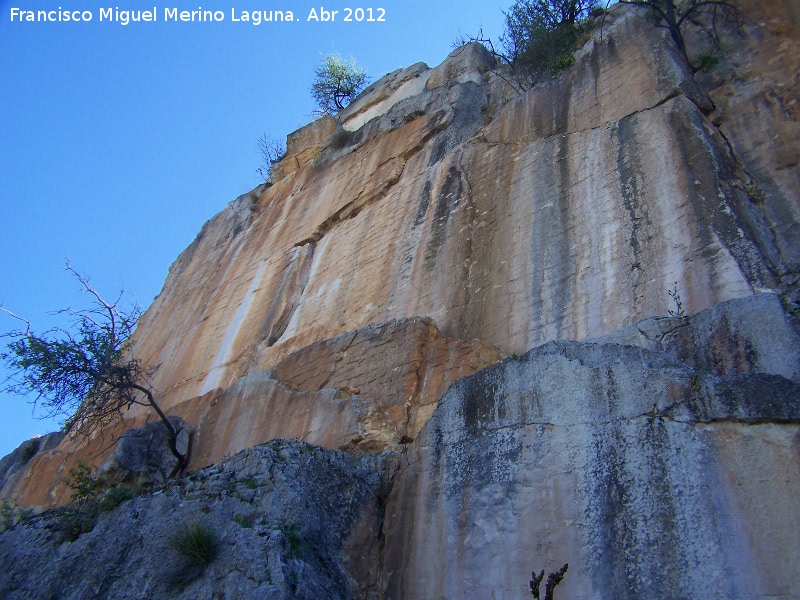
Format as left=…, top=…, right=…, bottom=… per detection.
left=4, top=0, right=798, bottom=511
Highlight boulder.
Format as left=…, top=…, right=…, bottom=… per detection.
left=106, top=416, right=191, bottom=482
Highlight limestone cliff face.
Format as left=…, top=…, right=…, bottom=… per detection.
left=383, top=294, right=800, bottom=599
left=127, top=3, right=793, bottom=414
left=1, top=1, right=799, bottom=597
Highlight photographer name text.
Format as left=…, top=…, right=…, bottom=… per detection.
left=9, top=6, right=386, bottom=25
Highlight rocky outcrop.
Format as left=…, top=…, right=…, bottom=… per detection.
left=104, top=416, right=192, bottom=483
left=3, top=295, right=797, bottom=599
left=382, top=293, right=800, bottom=599
left=116, top=2, right=795, bottom=426
left=688, top=0, right=800, bottom=278
left=0, top=433, right=64, bottom=494
left=0, top=440, right=390, bottom=600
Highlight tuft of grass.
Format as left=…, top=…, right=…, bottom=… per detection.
left=170, top=522, right=219, bottom=566
left=233, top=513, right=255, bottom=529
left=697, top=51, right=720, bottom=70
left=745, top=181, right=766, bottom=204
left=99, top=486, right=133, bottom=511
left=278, top=523, right=308, bottom=558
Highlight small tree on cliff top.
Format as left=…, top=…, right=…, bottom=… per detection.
left=1, top=261, right=187, bottom=476
left=310, top=52, right=369, bottom=115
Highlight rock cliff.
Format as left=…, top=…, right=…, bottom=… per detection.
left=2, top=0, right=799, bottom=598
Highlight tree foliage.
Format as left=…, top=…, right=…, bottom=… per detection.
left=451, top=0, right=600, bottom=89
left=310, top=52, right=369, bottom=115
left=500, top=0, right=598, bottom=85
left=620, top=0, right=741, bottom=66
left=1, top=262, right=187, bottom=475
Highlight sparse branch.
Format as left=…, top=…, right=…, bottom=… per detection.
left=0, top=307, right=31, bottom=336
left=619, top=0, right=741, bottom=67
left=256, top=134, right=287, bottom=182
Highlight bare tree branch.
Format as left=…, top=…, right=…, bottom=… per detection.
left=0, top=307, right=31, bottom=336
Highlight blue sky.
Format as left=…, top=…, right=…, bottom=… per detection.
left=0, top=0, right=507, bottom=456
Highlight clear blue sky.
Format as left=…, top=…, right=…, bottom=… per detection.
left=0, top=0, right=507, bottom=457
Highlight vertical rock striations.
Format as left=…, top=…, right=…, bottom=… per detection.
left=383, top=294, right=800, bottom=599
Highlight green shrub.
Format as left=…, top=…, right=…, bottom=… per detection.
left=0, top=499, right=32, bottom=532
left=233, top=513, right=255, bottom=528
left=63, top=460, right=104, bottom=502
left=311, top=52, right=370, bottom=114
left=53, top=462, right=137, bottom=541
left=697, top=51, right=720, bottom=70
left=501, top=1, right=597, bottom=86
left=55, top=499, right=101, bottom=542
left=278, top=523, right=308, bottom=558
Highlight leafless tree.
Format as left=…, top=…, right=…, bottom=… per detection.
left=256, top=134, right=286, bottom=182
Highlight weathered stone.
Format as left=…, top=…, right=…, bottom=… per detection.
left=105, top=416, right=191, bottom=482
left=1, top=317, right=499, bottom=508
left=112, top=1, right=792, bottom=426
left=0, top=441, right=390, bottom=600
left=1, top=4, right=798, bottom=598
left=382, top=303, right=800, bottom=598
left=0, top=433, right=64, bottom=493
left=424, top=42, right=496, bottom=90
left=269, top=317, right=502, bottom=440
left=689, top=0, right=800, bottom=271
left=272, top=115, right=338, bottom=181
left=597, top=293, right=800, bottom=381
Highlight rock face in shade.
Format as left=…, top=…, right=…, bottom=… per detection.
left=1, top=0, right=799, bottom=597
left=0, top=441, right=392, bottom=600
left=382, top=293, right=800, bottom=600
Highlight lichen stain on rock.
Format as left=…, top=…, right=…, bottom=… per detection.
left=529, top=134, right=573, bottom=343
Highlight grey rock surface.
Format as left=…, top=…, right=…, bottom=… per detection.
left=106, top=415, right=192, bottom=482
left=0, top=440, right=391, bottom=600
left=596, top=293, right=800, bottom=381
left=383, top=294, right=800, bottom=599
